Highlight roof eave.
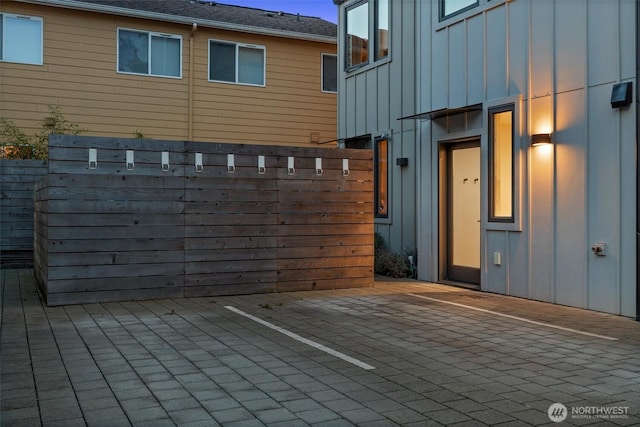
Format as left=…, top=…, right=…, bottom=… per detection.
left=12, top=0, right=337, bottom=44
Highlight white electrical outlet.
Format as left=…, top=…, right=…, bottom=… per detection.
left=493, top=252, right=501, bottom=266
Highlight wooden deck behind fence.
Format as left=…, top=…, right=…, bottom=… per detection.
left=1, top=159, right=48, bottom=267
left=34, top=136, right=374, bottom=305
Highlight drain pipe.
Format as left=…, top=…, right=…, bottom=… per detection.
left=188, top=23, right=197, bottom=141
left=636, top=0, right=640, bottom=321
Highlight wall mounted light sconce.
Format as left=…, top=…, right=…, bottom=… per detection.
left=126, top=150, right=135, bottom=170
left=342, top=158, right=350, bottom=176
left=288, top=156, right=295, bottom=175
left=88, top=148, right=97, bottom=169
left=161, top=151, right=170, bottom=171
left=396, top=157, right=409, bottom=167
left=531, top=133, right=552, bottom=146
left=257, top=155, right=266, bottom=174
left=611, top=82, right=633, bottom=108
left=315, top=157, right=323, bottom=176
left=227, top=154, right=235, bottom=173
left=195, top=152, right=203, bottom=172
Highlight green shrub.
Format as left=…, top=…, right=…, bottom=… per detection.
left=1, top=106, right=86, bottom=160
left=374, top=232, right=417, bottom=278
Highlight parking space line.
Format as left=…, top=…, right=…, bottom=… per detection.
left=407, top=294, right=618, bottom=341
left=224, top=306, right=376, bottom=370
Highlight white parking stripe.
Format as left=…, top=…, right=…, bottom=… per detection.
left=224, top=306, right=376, bottom=370
left=407, top=294, right=618, bottom=341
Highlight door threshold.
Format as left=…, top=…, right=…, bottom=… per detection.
left=439, top=280, right=480, bottom=291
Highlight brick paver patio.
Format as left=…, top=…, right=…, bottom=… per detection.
left=1, top=268, right=639, bottom=426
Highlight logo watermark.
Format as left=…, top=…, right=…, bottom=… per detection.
left=548, top=403, right=567, bottom=423
left=548, top=403, right=630, bottom=423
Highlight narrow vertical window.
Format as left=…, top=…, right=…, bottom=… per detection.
left=375, top=137, right=388, bottom=217
left=321, top=54, right=337, bottom=93
left=375, top=0, right=389, bottom=60
left=1, top=14, right=43, bottom=65
left=346, top=1, right=369, bottom=69
left=488, top=105, right=514, bottom=222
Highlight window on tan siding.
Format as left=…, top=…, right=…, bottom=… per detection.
left=488, top=104, right=514, bottom=222
left=117, top=28, right=181, bottom=78
left=0, top=13, right=43, bottom=65
left=322, top=54, right=337, bottom=93
left=209, top=40, right=265, bottom=86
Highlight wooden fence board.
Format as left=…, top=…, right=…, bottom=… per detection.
left=1, top=159, right=47, bottom=266
left=33, top=136, right=373, bottom=305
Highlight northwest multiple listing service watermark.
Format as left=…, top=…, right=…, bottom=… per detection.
left=548, top=403, right=631, bottom=423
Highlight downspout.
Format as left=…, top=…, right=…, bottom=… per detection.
left=188, top=23, right=197, bottom=141
left=636, top=0, right=640, bottom=320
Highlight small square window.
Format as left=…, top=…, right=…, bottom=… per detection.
left=209, top=40, right=265, bottom=86
left=118, top=28, right=181, bottom=78
left=0, top=13, right=43, bottom=65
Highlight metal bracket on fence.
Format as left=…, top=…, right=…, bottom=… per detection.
left=342, top=158, right=350, bottom=176
left=195, top=152, right=203, bottom=172
left=288, top=156, right=295, bottom=175
left=258, top=155, right=266, bottom=175
left=227, top=154, right=235, bottom=173
left=315, top=157, right=323, bottom=176
left=161, top=151, right=170, bottom=171
left=88, top=148, right=97, bottom=169
left=126, top=150, right=134, bottom=170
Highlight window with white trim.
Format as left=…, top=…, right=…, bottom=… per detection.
left=322, top=53, right=337, bottom=93
left=345, top=0, right=389, bottom=71
left=117, top=28, right=182, bottom=78
left=0, top=13, right=43, bottom=65
left=209, top=40, right=265, bottom=86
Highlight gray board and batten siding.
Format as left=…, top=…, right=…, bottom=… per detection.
left=0, top=159, right=48, bottom=267
left=334, top=0, right=636, bottom=317
left=34, top=135, right=373, bottom=306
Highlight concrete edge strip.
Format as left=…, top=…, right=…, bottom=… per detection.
left=407, top=294, right=618, bottom=341
left=224, top=305, right=376, bottom=370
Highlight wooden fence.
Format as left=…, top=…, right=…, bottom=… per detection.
left=34, top=136, right=374, bottom=305
left=1, top=159, right=48, bottom=267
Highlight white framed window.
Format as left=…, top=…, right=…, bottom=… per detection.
left=0, top=13, right=43, bottom=65
left=321, top=53, right=337, bottom=93
left=209, top=39, right=265, bottom=86
left=345, top=0, right=389, bottom=71
left=117, top=28, right=182, bottom=78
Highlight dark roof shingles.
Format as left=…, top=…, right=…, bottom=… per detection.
left=74, top=0, right=337, bottom=38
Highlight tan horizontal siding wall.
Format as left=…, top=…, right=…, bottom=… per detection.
left=192, top=29, right=337, bottom=146
left=0, top=2, right=336, bottom=147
